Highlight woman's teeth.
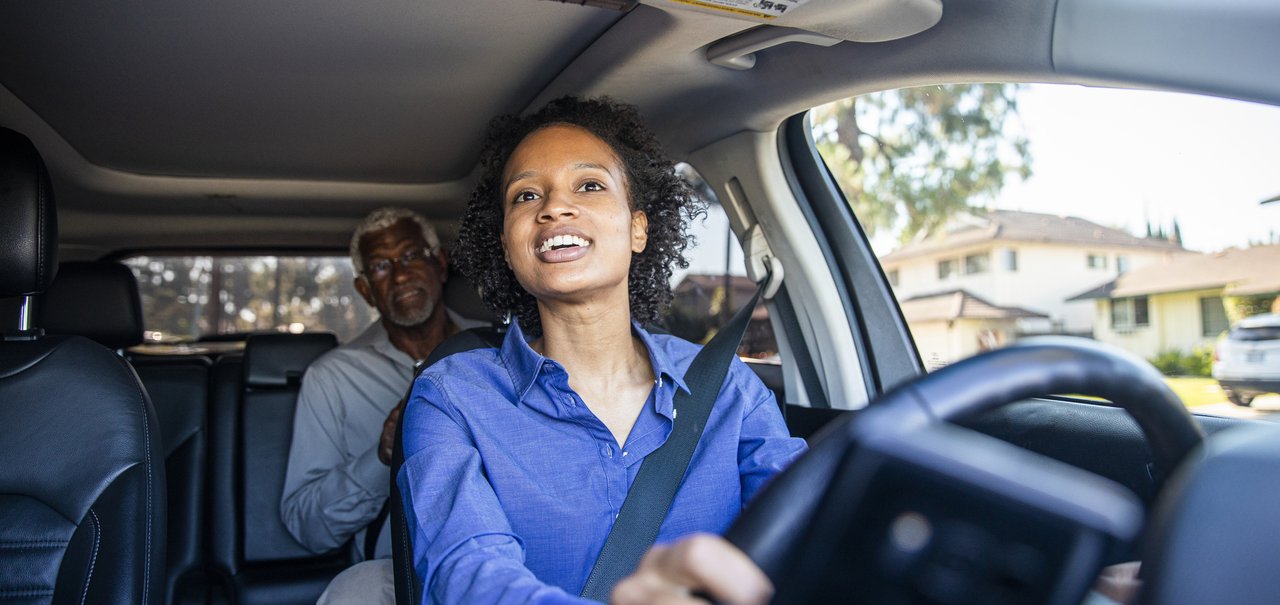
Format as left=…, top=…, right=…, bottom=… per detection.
left=538, top=234, right=591, bottom=253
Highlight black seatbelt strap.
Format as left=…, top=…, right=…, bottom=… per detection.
left=369, top=329, right=504, bottom=562
left=579, top=284, right=764, bottom=602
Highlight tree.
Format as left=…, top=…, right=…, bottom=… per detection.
left=811, top=84, right=1033, bottom=243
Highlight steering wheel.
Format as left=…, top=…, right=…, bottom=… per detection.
left=724, top=337, right=1204, bottom=601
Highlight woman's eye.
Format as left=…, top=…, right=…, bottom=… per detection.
left=512, top=191, right=539, bottom=203
left=578, top=181, right=605, bottom=192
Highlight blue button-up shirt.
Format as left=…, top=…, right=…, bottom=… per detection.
left=397, top=320, right=807, bottom=605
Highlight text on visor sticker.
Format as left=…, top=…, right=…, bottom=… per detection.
left=669, top=0, right=809, bottom=19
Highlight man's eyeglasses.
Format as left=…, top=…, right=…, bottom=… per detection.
left=362, top=247, right=434, bottom=281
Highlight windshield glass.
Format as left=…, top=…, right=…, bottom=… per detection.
left=812, top=83, right=1280, bottom=417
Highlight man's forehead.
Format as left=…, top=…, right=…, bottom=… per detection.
left=360, top=219, right=427, bottom=254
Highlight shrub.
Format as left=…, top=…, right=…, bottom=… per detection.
left=1149, top=347, right=1213, bottom=377
left=1150, top=350, right=1183, bottom=375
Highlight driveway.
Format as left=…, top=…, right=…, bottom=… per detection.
left=1193, top=394, right=1280, bottom=421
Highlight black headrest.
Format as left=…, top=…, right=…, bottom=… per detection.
left=243, top=332, right=338, bottom=388
left=36, top=261, right=145, bottom=349
left=444, top=264, right=500, bottom=324
left=0, top=128, right=58, bottom=297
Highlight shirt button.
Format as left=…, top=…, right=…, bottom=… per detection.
left=602, top=445, right=612, bottom=458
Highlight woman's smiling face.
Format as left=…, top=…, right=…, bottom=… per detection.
left=500, top=124, right=648, bottom=307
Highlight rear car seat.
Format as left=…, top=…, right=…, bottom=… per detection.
left=207, top=332, right=350, bottom=605
left=37, top=260, right=212, bottom=605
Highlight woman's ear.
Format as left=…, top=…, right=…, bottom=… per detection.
left=631, top=210, right=649, bottom=253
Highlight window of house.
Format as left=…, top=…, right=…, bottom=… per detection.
left=1116, top=255, right=1130, bottom=274
left=1200, top=296, right=1230, bottom=337
left=964, top=253, right=990, bottom=274
left=938, top=259, right=957, bottom=279
left=888, top=269, right=900, bottom=287
left=1087, top=254, right=1108, bottom=269
left=1002, top=249, right=1018, bottom=272
left=1111, top=296, right=1150, bottom=329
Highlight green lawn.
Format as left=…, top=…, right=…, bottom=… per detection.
left=1163, top=376, right=1225, bottom=407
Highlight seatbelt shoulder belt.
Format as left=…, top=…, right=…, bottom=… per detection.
left=579, top=285, right=764, bottom=601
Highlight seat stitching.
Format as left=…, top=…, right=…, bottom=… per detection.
left=0, top=540, right=68, bottom=548
left=37, top=167, right=47, bottom=286
left=137, top=372, right=154, bottom=605
left=0, top=589, right=55, bottom=597
left=79, top=510, right=100, bottom=605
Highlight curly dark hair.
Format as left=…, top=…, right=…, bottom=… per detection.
left=454, top=96, right=705, bottom=337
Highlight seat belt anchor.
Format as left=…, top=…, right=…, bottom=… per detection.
left=743, top=224, right=783, bottom=299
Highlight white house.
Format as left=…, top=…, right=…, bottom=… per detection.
left=881, top=210, right=1187, bottom=335
left=879, top=210, right=1188, bottom=366
left=1068, top=244, right=1280, bottom=358
left=897, top=289, right=1047, bottom=370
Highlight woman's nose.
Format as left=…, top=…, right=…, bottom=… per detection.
left=537, top=190, right=578, bottom=222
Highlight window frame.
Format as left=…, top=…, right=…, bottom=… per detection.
left=964, top=252, right=990, bottom=275
left=1111, top=296, right=1151, bottom=330
left=1002, top=249, right=1018, bottom=272
left=938, top=259, right=957, bottom=280
left=1200, top=296, right=1230, bottom=337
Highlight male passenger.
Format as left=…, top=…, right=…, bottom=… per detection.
left=281, top=207, right=455, bottom=565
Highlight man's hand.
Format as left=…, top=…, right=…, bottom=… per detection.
left=611, top=533, right=772, bottom=605
left=378, top=401, right=406, bottom=466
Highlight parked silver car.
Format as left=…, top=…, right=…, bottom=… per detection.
left=1214, top=313, right=1280, bottom=406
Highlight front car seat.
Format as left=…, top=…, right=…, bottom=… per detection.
left=0, top=127, right=166, bottom=604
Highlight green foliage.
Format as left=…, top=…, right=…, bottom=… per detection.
left=811, top=84, right=1033, bottom=242
left=1225, top=294, right=1277, bottom=322
left=1149, top=347, right=1213, bottom=377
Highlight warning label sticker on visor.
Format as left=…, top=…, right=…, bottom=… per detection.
left=668, top=0, right=809, bottom=20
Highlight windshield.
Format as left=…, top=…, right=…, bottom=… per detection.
left=811, top=83, right=1280, bottom=416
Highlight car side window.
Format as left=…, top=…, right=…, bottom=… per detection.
left=811, top=83, right=1280, bottom=417
left=665, top=163, right=779, bottom=361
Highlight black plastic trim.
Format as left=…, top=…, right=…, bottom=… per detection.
left=779, top=112, right=923, bottom=396
left=771, top=284, right=830, bottom=409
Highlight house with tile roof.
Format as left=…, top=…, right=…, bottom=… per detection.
left=897, top=289, right=1047, bottom=369
left=879, top=209, right=1188, bottom=365
left=1067, top=244, right=1280, bottom=358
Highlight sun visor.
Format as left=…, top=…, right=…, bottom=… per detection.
left=642, top=0, right=942, bottom=43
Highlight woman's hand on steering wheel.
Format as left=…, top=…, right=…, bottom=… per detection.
left=611, top=533, right=771, bottom=605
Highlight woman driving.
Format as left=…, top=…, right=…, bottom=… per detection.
left=397, top=96, right=806, bottom=604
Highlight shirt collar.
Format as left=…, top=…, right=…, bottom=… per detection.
left=367, top=321, right=415, bottom=370
left=631, top=320, right=689, bottom=395
left=499, top=319, right=545, bottom=402
left=498, top=319, right=690, bottom=404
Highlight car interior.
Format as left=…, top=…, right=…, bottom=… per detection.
left=2, top=0, right=1279, bottom=604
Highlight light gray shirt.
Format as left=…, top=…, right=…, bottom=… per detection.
left=281, top=321, right=413, bottom=558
